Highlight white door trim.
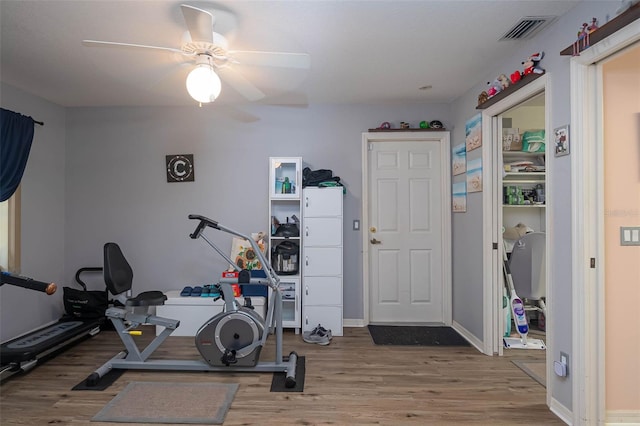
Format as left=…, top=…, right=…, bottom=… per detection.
left=570, top=20, right=640, bottom=426
left=480, top=74, right=554, bottom=410
left=480, top=74, right=551, bottom=355
left=361, top=131, right=452, bottom=326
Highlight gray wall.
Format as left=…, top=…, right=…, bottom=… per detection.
left=64, top=103, right=451, bottom=321
left=448, top=0, right=616, bottom=411
left=2, top=99, right=450, bottom=340
left=0, top=83, right=66, bottom=341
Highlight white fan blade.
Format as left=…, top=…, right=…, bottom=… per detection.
left=215, top=106, right=260, bottom=123
left=82, top=40, right=188, bottom=56
left=263, top=91, right=309, bottom=108
left=229, top=51, right=310, bottom=69
left=216, top=67, right=265, bottom=102
left=181, top=4, right=214, bottom=44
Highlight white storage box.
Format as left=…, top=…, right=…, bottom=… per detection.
left=155, top=290, right=266, bottom=337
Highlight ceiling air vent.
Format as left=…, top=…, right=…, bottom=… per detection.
left=500, top=16, right=556, bottom=40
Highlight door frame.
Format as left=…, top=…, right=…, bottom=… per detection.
left=480, top=74, right=552, bottom=390
left=361, top=131, right=452, bottom=326
left=570, top=21, right=640, bottom=425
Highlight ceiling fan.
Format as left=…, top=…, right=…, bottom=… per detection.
left=82, top=4, right=310, bottom=105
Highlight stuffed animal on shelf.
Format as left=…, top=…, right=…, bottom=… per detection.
left=486, top=79, right=503, bottom=98
left=578, top=22, right=589, bottom=39
left=478, top=91, right=489, bottom=105
left=522, top=52, right=545, bottom=75
left=510, top=70, right=522, bottom=84
left=497, top=74, right=511, bottom=90
left=573, top=17, right=599, bottom=55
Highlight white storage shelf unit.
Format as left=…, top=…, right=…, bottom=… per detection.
left=268, top=157, right=302, bottom=331
left=156, top=291, right=266, bottom=337
left=302, top=187, right=344, bottom=337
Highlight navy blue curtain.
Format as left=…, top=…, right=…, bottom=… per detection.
left=1, top=108, right=35, bottom=202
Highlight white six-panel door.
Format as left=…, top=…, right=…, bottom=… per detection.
left=367, top=139, right=446, bottom=323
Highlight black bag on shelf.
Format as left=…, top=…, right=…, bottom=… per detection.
left=274, top=223, right=299, bottom=237
left=303, top=167, right=341, bottom=187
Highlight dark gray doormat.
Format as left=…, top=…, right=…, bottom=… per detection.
left=368, top=325, right=470, bottom=346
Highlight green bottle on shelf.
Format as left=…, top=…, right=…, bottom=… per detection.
left=282, top=177, right=292, bottom=194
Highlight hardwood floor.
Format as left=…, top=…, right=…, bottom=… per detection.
left=0, top=326, right=560, bottom=425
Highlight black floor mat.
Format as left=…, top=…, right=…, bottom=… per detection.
left=72, top=369, right=125, bottom=391
left=270, top=356, right=305, bottom=392
left=368, top=325, right=470, bottom=346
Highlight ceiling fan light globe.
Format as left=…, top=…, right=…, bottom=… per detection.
left=186, top=65, right=222, bottom=103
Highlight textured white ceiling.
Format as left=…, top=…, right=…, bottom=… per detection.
left=0, top=0, right=581, bottom=108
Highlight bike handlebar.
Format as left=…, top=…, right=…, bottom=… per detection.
left=187, top=214, right=281, bottom=289
left=188, top=214, right=219, bottom=239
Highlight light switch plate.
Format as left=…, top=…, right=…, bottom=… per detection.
left=620, top=227, right=640, bottom=246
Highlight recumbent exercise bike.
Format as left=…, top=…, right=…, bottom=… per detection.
left=85, top=214, right=298, bottom=388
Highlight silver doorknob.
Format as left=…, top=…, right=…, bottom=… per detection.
left=370, top=238, right=382, bottom=244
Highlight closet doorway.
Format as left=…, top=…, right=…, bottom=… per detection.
left=480, top=74, right=552, bottom=398
left=499, top=92, right=548, bottom=344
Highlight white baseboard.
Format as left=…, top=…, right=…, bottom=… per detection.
left=606, top=410, right=640, bottom=425
left=343, top=318, right=366, bottom=328
left=451, top=320, right=484, bottom=353
left=550, top=397, right=573, bottom=425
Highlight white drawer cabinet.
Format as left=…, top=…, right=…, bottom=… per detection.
left=304, top=217, right=342, bottom=246
left=303, top=189, right=342, bottom=216
left=302, top=187, right=343, bottom=337
left=303, top=306, right=343, bottom=335
left=303, top=247, right=342, bottom=276
left=304, top=276, right=342, bottom=305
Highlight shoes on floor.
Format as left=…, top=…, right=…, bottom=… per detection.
left=303, top=323, right=332, bottom=345
left=310, top=324, right=332, bottom=340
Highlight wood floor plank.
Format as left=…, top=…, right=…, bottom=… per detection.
left=0, top=326, right=560, bottom=425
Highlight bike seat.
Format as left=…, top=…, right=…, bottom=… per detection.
left=125, top=291, right=167, bottom=307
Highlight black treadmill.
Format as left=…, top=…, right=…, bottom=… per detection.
left=0, top=271, right=105, bottom=382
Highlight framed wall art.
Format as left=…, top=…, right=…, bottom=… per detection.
left=466, top=158, right=483, bottom=193
left=554, top=124, right=570, bottom=157
left=452, top=181, right=467, bottom=213
left=452, top=142, right=467, bottom=176
left=465, top=113, right=482, bottom=152
left=166, top=154, right=195, bottom=182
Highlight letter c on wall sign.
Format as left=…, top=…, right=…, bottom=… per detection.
left=166, top=154, right=195, bottom=182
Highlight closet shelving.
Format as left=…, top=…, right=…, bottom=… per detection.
left=502, top=151, right=546, bottom=209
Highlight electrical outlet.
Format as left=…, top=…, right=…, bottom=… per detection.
left=560, top=351, right=569, bottom=376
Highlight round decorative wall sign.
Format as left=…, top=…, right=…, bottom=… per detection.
left=166, top=154, right=195, bottom=182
